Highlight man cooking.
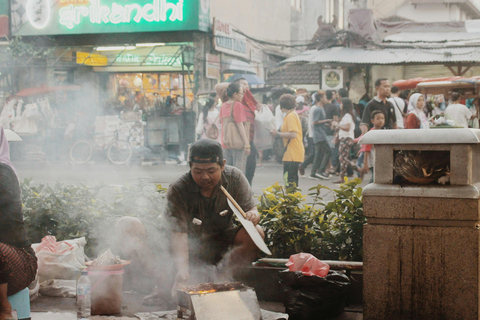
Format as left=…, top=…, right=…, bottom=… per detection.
left=166, top=138, right=264, bottom=296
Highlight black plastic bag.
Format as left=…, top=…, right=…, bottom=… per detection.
left=278, top=270, right=351, bottom=320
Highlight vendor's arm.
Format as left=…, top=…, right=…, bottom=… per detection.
left=244, top=207, right=260, bottom=225
left=170, top=232, right=189, bottom=297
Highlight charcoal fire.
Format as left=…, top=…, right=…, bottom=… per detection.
left=177, top=282, right=262, bottom=320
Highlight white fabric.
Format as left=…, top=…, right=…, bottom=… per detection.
left=445, top=103, right=472, bottom=128
left=338, top=113, right=355, bottom=139
left=388, top=97, right=405, bottom=129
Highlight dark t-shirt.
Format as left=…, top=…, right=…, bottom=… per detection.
left=361, top=98, right=397, bottom=130
left=0, top=164, right=35, bottom=257
left=165, top=165, right=256, bottom=236
left=324, top=103, right=340, bottom=135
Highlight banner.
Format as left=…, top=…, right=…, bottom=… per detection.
left=11, top=0, right=210, bottom=36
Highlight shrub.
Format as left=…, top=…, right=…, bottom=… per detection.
left=258, top=178, right=365, bottom=261
left=20, top=179, right=166, bottom=257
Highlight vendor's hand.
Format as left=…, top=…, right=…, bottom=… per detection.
left=171, top=270, right=189, bottom=299
left=270, top=129, right=278, bottom=137
left=245, top=209, right=261, bottom=225
left=331, top=120, right=338, bottom=127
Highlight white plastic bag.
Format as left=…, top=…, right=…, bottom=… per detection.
left=255, top=104, right=276, bottom=131
left=32, top=236, right=87, bottom=283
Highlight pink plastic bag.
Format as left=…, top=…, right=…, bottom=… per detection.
left=286, top=253, right=330, bottom=277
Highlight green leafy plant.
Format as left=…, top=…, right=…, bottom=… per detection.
left=20, top=179, right=166, bottom=257
left=258, top=178, right=365, bottom=261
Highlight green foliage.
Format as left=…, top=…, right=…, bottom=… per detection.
left=9, top=36, right=54, bottom=63
left=258, top=178, right=365, bottom=261
left=20, top=179, right=166, bottom=257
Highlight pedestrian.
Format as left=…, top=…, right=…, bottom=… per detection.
left=405, top=93, right=429, bottom=129
left=334, top=98, right=356, bottom=183
left=359, top=110, right=385, bottom=182
left=220, top=82, right=250, bottom=172
left=234, top=78, right=257, bottom=185
left=298, top=93, right=318, bottom=177
left=444, top=92, right=472, bottom=128
left=388, top=86, right=406, bottom=129
left=195, top=97, right=220, bottom=141
left=308, top=91, right=332, bottom=180
left=324, top=90, right=340, bottom=174
left=270, top=94, right=305, bottom=188
left=0, top=126, right=37, bottom=320
left=360, top=78, right=397, bottom=134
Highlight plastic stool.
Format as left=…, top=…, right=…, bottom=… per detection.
left=7, top=287, right=30, bottom=320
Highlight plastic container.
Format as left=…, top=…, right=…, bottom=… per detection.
left=86, top=261, right=129, bottom=315
left=76, top=270, right=91, bottom=319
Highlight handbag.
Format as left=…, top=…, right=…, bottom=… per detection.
left=205, top=113, right=220, bottom=140
left=223, top=102, right=249, bottom=150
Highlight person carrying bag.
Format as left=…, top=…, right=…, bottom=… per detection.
left=220, top=83, right=250, bottom=172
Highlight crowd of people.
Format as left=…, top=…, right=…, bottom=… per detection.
left=196, top=77, right=479, bottom=188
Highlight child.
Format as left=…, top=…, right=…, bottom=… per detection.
left=357, top=110, right=385, bottom=182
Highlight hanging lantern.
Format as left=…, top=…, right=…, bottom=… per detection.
left=133, top=77, right=143, bottom=87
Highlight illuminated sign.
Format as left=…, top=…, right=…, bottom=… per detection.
left=11, top=0, right=209, bottom=36
left=115, top=53, right=182, bottom=66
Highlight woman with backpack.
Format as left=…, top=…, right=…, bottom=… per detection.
left=196, top=97, right=221, bottom=142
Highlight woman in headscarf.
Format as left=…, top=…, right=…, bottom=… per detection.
left=0, top=127, right=37, bottom=320
left=405, top=93, right=429, bottom=129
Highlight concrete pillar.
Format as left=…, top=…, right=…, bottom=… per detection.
left=360, top=128, right=480, bottom=320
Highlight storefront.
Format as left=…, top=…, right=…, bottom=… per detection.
left=9, top=0, right=210, bottom=158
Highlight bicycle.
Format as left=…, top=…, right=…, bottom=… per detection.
left=70, top=130, right=132, bottom=165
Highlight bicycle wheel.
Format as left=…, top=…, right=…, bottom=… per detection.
left=70, top=140, right=93, bottom=164
left=107, top=140, right=132, bottom=165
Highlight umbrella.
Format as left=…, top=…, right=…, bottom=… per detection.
left=15, top=85, right=81, bottom=97
left=226, top=74, right=265, bottom=85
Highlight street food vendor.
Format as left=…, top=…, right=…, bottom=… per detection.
left=166, top=138, right=263, bottom=295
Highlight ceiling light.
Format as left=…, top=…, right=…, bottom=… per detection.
left=96, top=46, right=136, bottom=51
left=136, top=43, right=166, bottom=47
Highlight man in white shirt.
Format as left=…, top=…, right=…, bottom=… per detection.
left=387, top=86, right=405, bottom=129
left=445, top=92, right=472, bottom=128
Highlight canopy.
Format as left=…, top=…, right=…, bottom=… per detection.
left=15, top=85, right=81, bottom=97
left=226, top=74, right=265, bottom=85
left=393, top=77, right=466, bottom=90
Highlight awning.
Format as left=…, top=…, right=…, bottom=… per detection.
left=221, top=59, right=257, bottom=74
left=281, top=46, right=480, bottom=65
left=226, top=74, right=265, bottom=85
left=91, top=44, right=190, bottom=72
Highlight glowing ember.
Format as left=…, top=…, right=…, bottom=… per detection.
left=182, top=281, right=246, bottom=295
left=188, top=289, right=217, bottom=294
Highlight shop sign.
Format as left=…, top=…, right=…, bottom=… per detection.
left=206, top=53, right=220, bottom=80
left=115, top=53, right=182, bottom=67
left=322, top=68, right=343, bottom=90
left=213, top=17, right=248, bottom=59
left=250, top=47, right=263, bottom=63
left=76, top=51, right=108, bottom=66
left=0, top=1, right=8, bottom=37
left=11, top=0, right=210, bottom=36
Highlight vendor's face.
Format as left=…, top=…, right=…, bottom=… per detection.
left=191, top=160, right=226, bottom=191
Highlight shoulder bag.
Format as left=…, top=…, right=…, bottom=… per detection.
left=223, top=102, right=249, bottom=150
left=205, top=113, right=220, bottom=140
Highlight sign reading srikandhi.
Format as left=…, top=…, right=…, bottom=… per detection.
left=11, top=0, right=210, bottom=36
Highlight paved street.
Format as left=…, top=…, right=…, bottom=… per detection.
left=14, top=159, right=371, bottom=203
